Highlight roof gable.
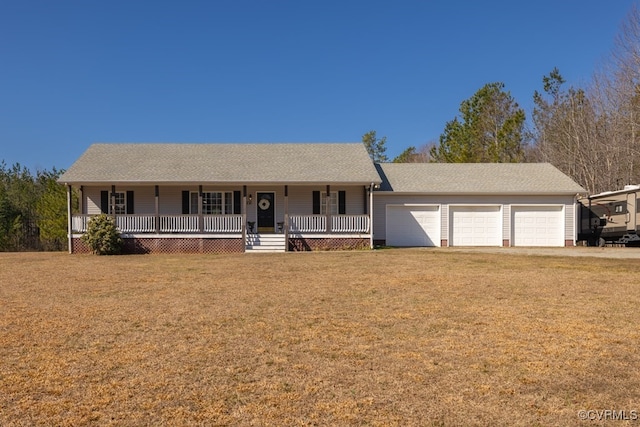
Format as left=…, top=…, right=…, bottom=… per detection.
left=376, top=163, right=586, bottom=195
left=59, top=143, right=382, bottom=185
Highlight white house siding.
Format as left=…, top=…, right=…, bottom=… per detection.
left=374, top=193, right=577, bottom=246
left=502, top=205, right=511, bottom=243
left=85, top=187, right=101, bottom=214
left=83, top=184, right=367, bottom=222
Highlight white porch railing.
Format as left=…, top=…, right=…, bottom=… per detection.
left=72, top=214, right=368, bottom=234
left=72, top=215, right=91, bottom=233
left=116, top=215, right=156, bottom=233
left=288, top=215, right=369, bottom=233
left=204, top=215, right=243, bottom=232
left=159, top=215, right=199, bottom=233
left=71, top=215, right=237, bottom=233
left=288, top=215, right=326, bottom=233
left=332, top=215, right=370, bottom=233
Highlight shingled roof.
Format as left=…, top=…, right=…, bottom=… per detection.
left=58, top=143, right=382, bottom=185
left=376, top=163, right=586, bottom=195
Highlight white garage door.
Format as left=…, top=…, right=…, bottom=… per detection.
left=512, top=206, right=564, bottom=247
left=451, top=206, right=501, bottom=246
left=386, top=205, right=440, bottom=247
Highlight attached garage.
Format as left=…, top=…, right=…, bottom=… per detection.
left=450, top=206, right=501, bottom=246
left=386, top=205, right=440, bottom=247
left=373, top=163, right=587, bottom=248
left=512, top=206, right=564, bottom=247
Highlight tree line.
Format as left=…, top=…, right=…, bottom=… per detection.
left=364, top=4, right=640, bottom=195
left=0, top=162, right=69, bottom=251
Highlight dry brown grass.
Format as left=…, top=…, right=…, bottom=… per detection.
left=1, top=249, right=639, bottom=426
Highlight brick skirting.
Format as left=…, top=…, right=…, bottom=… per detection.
left=288, top=237, right=369, bottom=251
left=71, top=237, right=244, bottom=254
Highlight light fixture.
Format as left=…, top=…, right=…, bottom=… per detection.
left=248, top=194, right=253, bottom=204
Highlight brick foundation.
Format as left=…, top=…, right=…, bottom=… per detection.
left=72, top=237, right=244, bottom=254
left=289, top=237, right=369, bottom=251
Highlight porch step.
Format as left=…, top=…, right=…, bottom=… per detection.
left=245, top=234, right=287, bottom=253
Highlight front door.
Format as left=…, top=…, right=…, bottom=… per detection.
left=257, top=192, right=275, bottom=233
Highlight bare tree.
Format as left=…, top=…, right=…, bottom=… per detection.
left=532, top=5, right=640, bottom=193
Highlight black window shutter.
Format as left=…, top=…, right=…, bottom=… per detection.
left=312, top=191, right=320, bottom=214
left=126, top=191, right=134, bottom=214
left=233, top=191, right=241, bottom=214
left=182, top=191, right=190, bottom=214
left=100, top=190, right=109, bottom=214
left=338, top=190, right=346, bottom=215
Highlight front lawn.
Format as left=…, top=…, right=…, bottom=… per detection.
left=1, top=250, right=638, bottom=426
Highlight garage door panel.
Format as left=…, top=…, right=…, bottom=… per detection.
left=451, top=206, right=501, bottom=246
left=386, top=206, right=440, bottom=247
left=512, top=206, right=563, bottom=247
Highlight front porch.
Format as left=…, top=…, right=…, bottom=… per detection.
left=69, top=213, right=371, bottom=253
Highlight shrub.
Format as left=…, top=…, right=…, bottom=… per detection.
left=81, top=214, right=123, bottom=255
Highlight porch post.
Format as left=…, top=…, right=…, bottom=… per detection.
left=242, top=185, right=247, bottom=247
left=369, top=183, right=374, bottom=249
left=284, top=185, right=289, bottom=252
left=198, top=185, right=203, bottom=233
left=155, top=185, right=160, bottom=233
left=363, top=186, right=368, bottom=215
left=67, top=184, right=73, bottom=253
left=326, top=184, right=331, bottom=233
left=79, top=186, right=84, bottom=215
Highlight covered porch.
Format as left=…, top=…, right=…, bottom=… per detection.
left=58, top=143, right=382, bottom=254
left=67, top=183, right=374, bottom=253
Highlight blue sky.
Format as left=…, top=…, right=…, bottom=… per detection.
left=1, top=1, right=637, bottom=171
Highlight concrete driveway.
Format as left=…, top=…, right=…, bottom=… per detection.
left=438, top=246, right=640, bottom=259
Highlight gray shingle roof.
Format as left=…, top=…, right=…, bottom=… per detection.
left=376, top=163, right=586, bottom=194
left=58, top=143, right=382, bottom=185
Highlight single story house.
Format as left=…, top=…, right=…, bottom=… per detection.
left=58, top=143, right=381, bottom=253
left=58, top=143, right=586, bottom=253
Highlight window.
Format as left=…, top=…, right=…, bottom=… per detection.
left=111, top=192, right=126, bottom=215
left=313, top=190, right=346, bottom=215
left=190, top=192, right=234, bottom=214
left=321, top=192, right=338, bottom=215
left=615, top=204, right=624, bottom=214
left=101, top=190, right=133, bottom=214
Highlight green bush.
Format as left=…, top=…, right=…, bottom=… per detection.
left=81, top=214, right=123, bottom=255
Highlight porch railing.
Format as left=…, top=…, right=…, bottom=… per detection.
left=289, top=215, right=369, bottom=233
left=72, top=214, right=243, bottom=233
left=159, top=215, right=199, bottom=233
left=71, top=214, right=369, bottom=234
left=204, top=215, right=242, bottom=232
left=332, top=215, right=370, bottom=233
left=288, top=215, right=326, bottom=233
left=116, top=215, right=156, bottom=233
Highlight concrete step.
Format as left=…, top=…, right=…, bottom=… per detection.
left=245, top=234, right=287, bottom=253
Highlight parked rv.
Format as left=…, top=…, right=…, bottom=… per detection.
left=578, top=185, right=640, bottom=246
